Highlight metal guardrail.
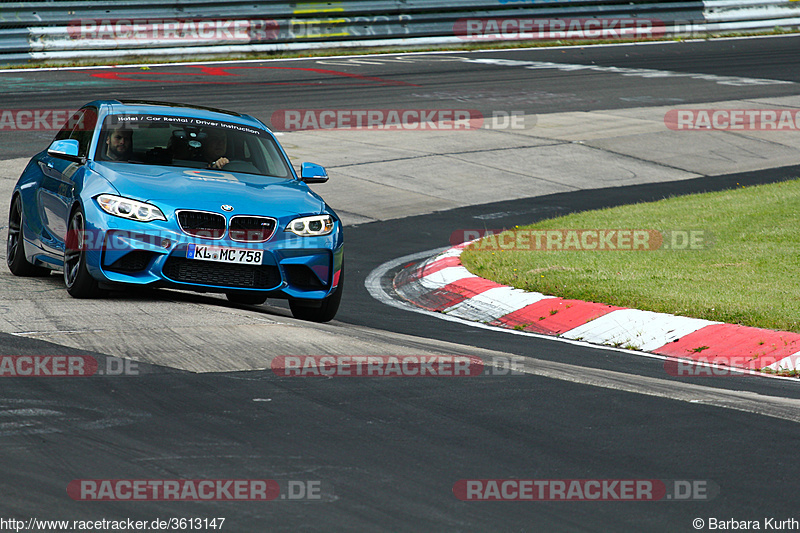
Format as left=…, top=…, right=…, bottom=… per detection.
left=0, top=0, right=795, bottom=66
left=704, top=0, right=800, bottom=30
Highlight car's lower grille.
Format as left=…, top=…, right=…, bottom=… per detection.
left=106, top=251, right=155, bottom=273
left=163, top=257, right=281, bottom=289
left=230, top=216, right=276, bottom=242
left=177, top=210, right=226, bottom=239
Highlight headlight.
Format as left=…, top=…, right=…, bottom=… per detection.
left=96, top=194, right=166, bottom=222
left=286, top=215, right=335, bottom=236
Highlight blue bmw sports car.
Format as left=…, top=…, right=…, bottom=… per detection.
left=7, top=100, right=343, bottom=322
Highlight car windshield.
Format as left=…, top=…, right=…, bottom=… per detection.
left=95, top=114, right=293, bottom=180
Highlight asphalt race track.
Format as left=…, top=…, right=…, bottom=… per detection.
left=1, top=36, right=800, bottom=531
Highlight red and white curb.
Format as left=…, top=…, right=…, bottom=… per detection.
left=393, top=244, right=800, bottom=374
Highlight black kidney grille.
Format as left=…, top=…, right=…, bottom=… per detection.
left=229, top=216, right=277, bottom=242
left=163, top=257, right=281, bottom=289
left=177, top=211, right=226, bottom=239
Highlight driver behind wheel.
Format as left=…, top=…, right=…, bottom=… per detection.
left=203, top=130, right=229, bottom=170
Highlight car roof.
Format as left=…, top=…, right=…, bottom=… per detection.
left=86, top=99, right=267, bottom=130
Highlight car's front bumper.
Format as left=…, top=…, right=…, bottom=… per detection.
left=83, top=202, right=343, bottom=300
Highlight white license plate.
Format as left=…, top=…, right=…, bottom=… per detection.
left=187, top=244, right=263, bottom=265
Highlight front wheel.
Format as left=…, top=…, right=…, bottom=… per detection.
left=289, top=268, right=343, bottom=322
left=64, top=209, right=102, bottom=298
left=7, top=195, right=50, bottom=277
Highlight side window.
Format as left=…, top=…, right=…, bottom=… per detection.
left=53, top=110, right=82, bottom=142
left=70, top=108, right=97, bottom=157
left=54, top=108, right=98, bottom=157
left=256, top=137, right=291, bottom=178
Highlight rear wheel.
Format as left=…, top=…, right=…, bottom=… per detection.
left=225, top=291, right=268, bottom=305
left=64, top=209, right=101, bottom=298
left=7, top=195, right=50, bottom=277
left=289, top=267, right=343, bottom=323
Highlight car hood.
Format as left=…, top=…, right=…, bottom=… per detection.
left=92, top=162, right=326, bottom=217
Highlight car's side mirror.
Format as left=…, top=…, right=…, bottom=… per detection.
left=300, top=162, right=328, bottom=184
left=47, top=139, right=84, bottom=164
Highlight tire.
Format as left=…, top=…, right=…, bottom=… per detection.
left=289, top=267, right=343, bottom=322
left=64, top=208, right=102, bottom=298
left=6, top=195, right=50, bottom=277
left=225, top=291, right=268, bottom=305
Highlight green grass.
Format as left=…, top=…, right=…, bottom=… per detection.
left=460, top=179, right=800, bottom=333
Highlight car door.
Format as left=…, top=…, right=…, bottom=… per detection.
left=37, top=107, right=97, bottom=255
